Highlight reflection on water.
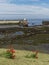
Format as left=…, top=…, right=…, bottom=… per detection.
left=15, top=31, right=24, bottom=35
left=0, top=31, right=24, bottom=39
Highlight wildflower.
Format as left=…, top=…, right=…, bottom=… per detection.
left=12, top=55, right=15, bottom=59
left=10, top=49, right=15, bottom=53
left=6, top=45, right=15, bottom=59
left=32, top=50, right=39, bottom=58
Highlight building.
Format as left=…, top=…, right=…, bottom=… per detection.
left=0, top=19, right=28, bottom=27
left=19, top=18, right=28, bottom=27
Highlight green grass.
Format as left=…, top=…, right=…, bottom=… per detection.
left=0, top=48, right=49, bottom=65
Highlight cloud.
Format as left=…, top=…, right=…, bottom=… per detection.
left=0, top=0, right=7, bottom=3
left=0, top=0, right=49, bottom=19
left=41, top=3, right=47, bottom=5
left=7, top=0, right=40, bottom=4
left=0, top=4, right=49, bottom=15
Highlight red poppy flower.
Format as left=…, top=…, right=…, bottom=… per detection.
left=10, top=49, right=15, bottom=53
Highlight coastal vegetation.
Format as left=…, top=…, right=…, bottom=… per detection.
left=0, top=33, right=49, bottom=46
left=0, top=20, right=49, bottom=65
left=0, top=48, right=49, bottom=65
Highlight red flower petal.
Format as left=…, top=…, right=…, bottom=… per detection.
left=10, top=49, right=15, bottom=53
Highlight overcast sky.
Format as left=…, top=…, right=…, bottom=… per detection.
left=0, top=0, right=49, bottom=19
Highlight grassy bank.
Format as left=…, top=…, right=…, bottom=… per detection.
left=0, top=48, right=49, bottom=65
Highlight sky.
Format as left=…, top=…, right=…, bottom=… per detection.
left=0, top=0, right=49, bottom=19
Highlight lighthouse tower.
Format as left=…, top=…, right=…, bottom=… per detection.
left=23, top=18, right=28, bottom=27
